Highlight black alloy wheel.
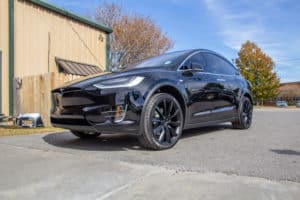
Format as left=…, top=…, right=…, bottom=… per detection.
left=232, top=96, right=253, bottom=129
left=139, top=93, right=183, bottom=150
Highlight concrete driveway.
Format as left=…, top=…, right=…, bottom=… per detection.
left=0, top=109, right=300, bottom=199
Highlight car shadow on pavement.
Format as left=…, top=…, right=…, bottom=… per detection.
left=43, top=133, right=141, bottom=151
left=270, top=149, right=300, bottom=156
left=42, top=124, right=232, bottom=151
left=181, top=124, right=232, bottom=140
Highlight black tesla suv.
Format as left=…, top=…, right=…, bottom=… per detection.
left=51, top=49, right=253, bottom=150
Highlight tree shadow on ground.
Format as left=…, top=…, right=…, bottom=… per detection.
left=42, top=124, right=232, bottom=152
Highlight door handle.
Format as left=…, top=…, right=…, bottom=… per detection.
left=217, top=78, right=226, bottom=82
left=189, top=77, right=202, bottom=81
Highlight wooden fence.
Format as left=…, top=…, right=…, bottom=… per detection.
left=14, top=73, right=84, bottom=126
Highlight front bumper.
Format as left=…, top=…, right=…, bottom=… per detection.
left=50, top=87, right=144, bottom=134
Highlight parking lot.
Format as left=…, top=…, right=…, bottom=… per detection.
left=0, top=109, right=300, bottom=199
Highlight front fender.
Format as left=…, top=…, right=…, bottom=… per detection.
left=139, top=79, right=188, bottom=131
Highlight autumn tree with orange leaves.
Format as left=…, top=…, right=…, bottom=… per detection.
left=235, top=41, right=280, bottom=105
left=95, top=3, right=173, bottom=69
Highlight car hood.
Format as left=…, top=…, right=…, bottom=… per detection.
left=54, top=66, right=172, bottom=90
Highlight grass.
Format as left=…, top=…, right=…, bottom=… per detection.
left=0, top=126, right=66, bottom=137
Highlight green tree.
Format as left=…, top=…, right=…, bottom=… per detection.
left=235, top=41, right=280, bottom=105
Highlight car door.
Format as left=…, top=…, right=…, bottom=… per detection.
left=201, top=52, right=238, bottom=119
left=181, top=52, right=217, bottom=124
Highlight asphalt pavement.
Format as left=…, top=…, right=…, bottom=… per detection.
left=0, top=109, right=299, bottom=199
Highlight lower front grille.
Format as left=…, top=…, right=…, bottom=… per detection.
left=51, top=117, right=90, bottom=126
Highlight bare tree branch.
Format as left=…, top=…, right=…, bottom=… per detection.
left=94, top=3, right=173, bottom=69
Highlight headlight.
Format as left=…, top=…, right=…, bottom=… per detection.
left=93, top=76, right=145, bottom=89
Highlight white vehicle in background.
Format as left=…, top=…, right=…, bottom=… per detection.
left=276, top=100, right=288, bottom=108
left=296, top=100, right=300, bottom=108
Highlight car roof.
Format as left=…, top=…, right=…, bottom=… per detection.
left=171, top=49, right=224, bottom=56
left=170, top=49, right=236, bottom=68
left=129, top=49, right=236, bottom=71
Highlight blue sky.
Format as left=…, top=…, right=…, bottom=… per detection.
left=48, top=0, right=300, bottom=83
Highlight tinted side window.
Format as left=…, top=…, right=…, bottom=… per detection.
left=203, top=53, right=236, bottom=75
left=184, top=53, right=206, bottom=70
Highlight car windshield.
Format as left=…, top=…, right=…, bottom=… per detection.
left=127, top=51, right=189, bottom=69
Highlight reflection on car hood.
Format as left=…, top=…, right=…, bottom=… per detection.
left=57, top=66, right=171, bottom=89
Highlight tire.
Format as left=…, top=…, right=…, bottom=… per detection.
left=71, top=130, right=101, bottom=139
left=138, top=93, right=184, bottom=150
left=232, top=96, right=253, bottom=129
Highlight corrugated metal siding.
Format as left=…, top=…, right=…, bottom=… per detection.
left=14, top=0, right=107, bottom=78
left=0, top=0, right=9, bottom=115
left=28, top=0, right=112, bottom=33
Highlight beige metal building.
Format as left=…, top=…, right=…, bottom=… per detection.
left=278, top=82, right=300, bottom=99
left=0, top=0, right=112, bottom=116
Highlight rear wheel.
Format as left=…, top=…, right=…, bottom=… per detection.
left=232, top=96, right=253, bottom=129
left=71, top=131, right=101, bottom=139
left=138, top=93, right=184, bottom=150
